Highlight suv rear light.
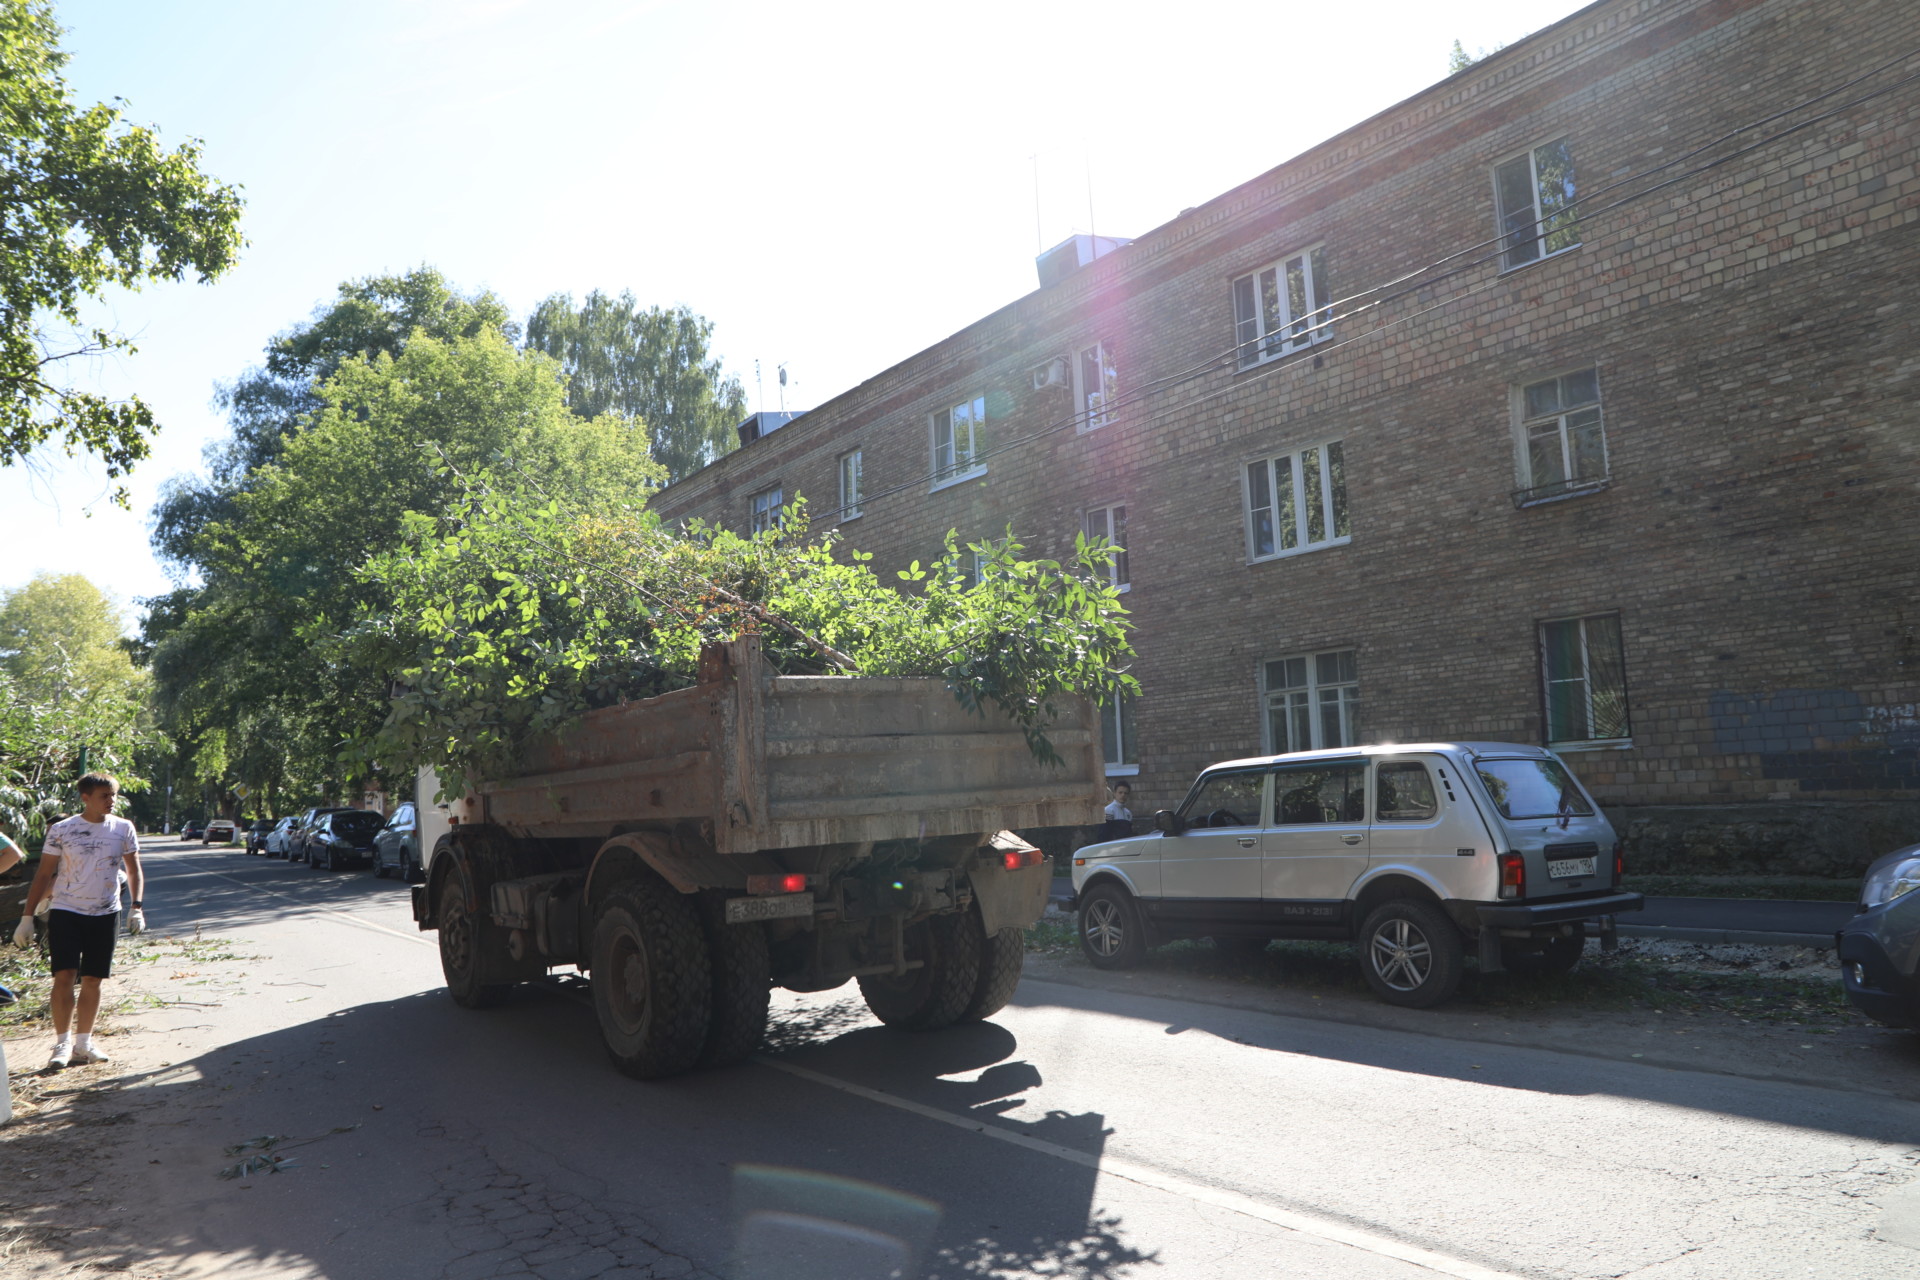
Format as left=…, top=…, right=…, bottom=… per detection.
left=1613, top=842, right=1624, bottom=884
left=1497, top=852, right=1526, bottom=900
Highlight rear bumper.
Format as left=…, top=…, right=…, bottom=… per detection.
left=1470, top=891, right=1644, bottom=929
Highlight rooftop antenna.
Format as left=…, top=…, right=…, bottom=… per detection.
left=1085, top=139, right=1096, bottom=245
left=777, top=363, right=788, bottom=414
left=1031, top=153, right=1042, bottom=253
left=755, top=359, right=763, bottom=415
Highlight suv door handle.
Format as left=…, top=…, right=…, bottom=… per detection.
left=1340, top=834, right=1364, bottom=844
left=1237, top=837, right=1257, bottom=848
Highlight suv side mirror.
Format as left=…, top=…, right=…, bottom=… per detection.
left=1153, top=809, right=1184, bottom=836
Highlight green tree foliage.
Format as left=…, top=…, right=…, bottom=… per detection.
left=0, top=573, right=153, bottom=840
left=525, top=290, right=746, bottom=483
left=347, top=475, right=1136, bottom=797
left=146, top=327, right=662, bottom=809
left=0, top=0, right=244, bottom=502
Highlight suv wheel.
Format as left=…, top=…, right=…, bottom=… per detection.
left=1078, top=882, right=1146, bottom=970
left=1358, top=899, right=1464, bottom=1008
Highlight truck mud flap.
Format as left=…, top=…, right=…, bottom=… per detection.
left=411, top=883, right=433, bottom=930
left=969, top=850, right=1052, bottom=935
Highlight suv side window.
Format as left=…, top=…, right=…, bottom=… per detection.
left=1375, top=762, right=1439, bottom=822
left=1179, top=771, right=1267, bottom=829
left=1272, top=762, right=1367, bottom=825
left=389, top=803, right=415, bottom=829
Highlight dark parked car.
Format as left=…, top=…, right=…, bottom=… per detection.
left=245, top=819, right=277, bottom=855
left=181, top=820, right=205, bottom=841
left=371, top=802, right=425, bottom=882
left=308, top=810, right=386, bottom=871
left=1839, top=842, right=1920, bottom=1027
left=288, top=807, right=353, bottom=863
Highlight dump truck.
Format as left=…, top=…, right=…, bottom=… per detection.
left=411, top=637, right=1103, bottom=1078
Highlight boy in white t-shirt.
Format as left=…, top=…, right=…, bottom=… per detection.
left=16, top=773, right=146, bottom=1069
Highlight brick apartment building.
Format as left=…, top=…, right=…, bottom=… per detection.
left=653, top=0, right=1920, bottom=875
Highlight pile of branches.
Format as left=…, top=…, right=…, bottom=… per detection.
left=342, top=459, right=1135, bottom=798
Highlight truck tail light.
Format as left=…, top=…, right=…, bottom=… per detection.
left=746, top=873, right=810, bottom=896
left=1613, top=842, right=1624, bottom=883
left=1001, top=848, right=1044, bottom=871
left=1498, top=852, right=1526, bottom=900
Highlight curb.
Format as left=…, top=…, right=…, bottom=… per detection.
left=1616, top=924, right=1836, bottom=949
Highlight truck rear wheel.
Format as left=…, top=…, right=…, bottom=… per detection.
left=696, top=898, right=771, bottom=1067
left=858, top=910, right=982, bottom=1031
left=439, top=877, right=508, bottom=1010
left=591, top=877, right=713, bottom=1079
left=962, top=915, right=1024, bottom=1022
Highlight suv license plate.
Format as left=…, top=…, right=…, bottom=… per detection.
left=1547, top=856, right=1597, bottom=879
left=725, top=893, right=815, bottom=924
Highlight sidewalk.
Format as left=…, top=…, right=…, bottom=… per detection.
left=1045, top=881, right=1856, bottom=948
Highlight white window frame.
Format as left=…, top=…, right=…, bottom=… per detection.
left=1539, top=612, right=1633, bottom=750
left=1511, top=368, right=1607, bottom=505
left=1494, top=138, right=1580, bottom=271
left=749, top=486, right=784, bottom=534
left=1075, top=341, right=1118, bottom=431
left=1244, top=439, right=1350, bottom=564
left=1101, top=694, right=1139, bottom=777
left=1232, top=245, right=1331, bottom=370
left=929, top=395, right=986, bottom=491
left=1083, top=502, right=1130, bottom=593
left=1261, top=650, right=1359, bottom=754
left=838, top=448, right=864, bottom=520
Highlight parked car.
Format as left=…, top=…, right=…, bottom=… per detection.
left=307, top=810, right=386, bottom=871
left=1838, top=843, right=1920, bottom=1027
left=203, top=818, right=238, bottom=845
left=370, top=802, right=425, bottom=882
left=1069, top=742, right=1645, bottom=1008
left=288, top=807, right=353, bottom=863
left=262, top=816, right=298, bottom=858
left=244, top=819, right=276, bottom=854
left=180, top=820, right=205, bottom=841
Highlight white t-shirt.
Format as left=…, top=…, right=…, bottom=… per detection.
left=1103, top=801, right=1132, bottom=822
left=44, top=814, right=139, bottom=916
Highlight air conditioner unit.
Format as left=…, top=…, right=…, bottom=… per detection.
left=1030, top=357, right=1070, bottom=392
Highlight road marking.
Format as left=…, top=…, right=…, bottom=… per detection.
left=757, top=1056, right=1526, bottom=1280
left=162, top=852, right=436, bottom=950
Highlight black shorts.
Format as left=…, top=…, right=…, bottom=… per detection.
left=46, top=909, right=118, bottom=979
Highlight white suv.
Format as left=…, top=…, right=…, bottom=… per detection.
left=1069, top=742, right=1643, bottom=1007
left=203, top=818, right=238, bottom=845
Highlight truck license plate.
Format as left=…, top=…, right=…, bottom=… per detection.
left=1547, top=856, right=1597, bottom=879
left=725, top=893, right=815, bottom=924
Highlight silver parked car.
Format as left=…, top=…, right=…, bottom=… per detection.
left=1069, top=742, right=1644, bottom=1007
left=262, top=816, right=298, bottom=858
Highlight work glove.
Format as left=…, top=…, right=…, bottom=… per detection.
left=127, top=908, right=145, bottom=936
left=11, top=916, right=34, bottom=948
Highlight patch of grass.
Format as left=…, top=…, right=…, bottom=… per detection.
left=0, top=943, right=51, bottom=1029
left=1025, top=918, right=1079, bottom=954
left=1623, top=874, right=1860, bottom=902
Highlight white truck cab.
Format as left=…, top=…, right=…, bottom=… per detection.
left=1069, top=742, right=1643, bottom=1006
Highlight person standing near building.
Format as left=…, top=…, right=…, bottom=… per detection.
left=1100, top=781, right=1134, bottom=840
left=14, top=774, right=145, bottom=1069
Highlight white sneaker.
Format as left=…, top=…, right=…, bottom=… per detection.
left=70, top=1044, right=110, bottom=1066
left=47, top=1043, right=71, bottom=1069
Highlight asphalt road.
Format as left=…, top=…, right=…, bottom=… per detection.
left=17, top=840, right=1920, bottom=1279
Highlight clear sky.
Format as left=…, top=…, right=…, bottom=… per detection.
left=7, top=0, right=1587, bottom=622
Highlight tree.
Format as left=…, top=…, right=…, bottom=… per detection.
left=0, top=0, right=244, bottom=502
left=525, top=290, right=746, bottom=483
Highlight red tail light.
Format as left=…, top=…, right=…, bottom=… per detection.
left=746, top=873, right=810, bottom=896
left=1613, top=843, right=1624, bottom=883
left=1498, top=852, right=1526, bottom=900
left=1001, top=848, right=1044, bottom=871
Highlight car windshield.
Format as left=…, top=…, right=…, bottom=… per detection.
left=1474, top=757, right=1594, bottom=820
left=332, top=813, right=385, bottom=838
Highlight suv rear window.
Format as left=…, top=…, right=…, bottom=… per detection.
left=1474, top=758, right=1594, bottom=820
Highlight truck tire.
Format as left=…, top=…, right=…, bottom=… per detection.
left=591, top=877, right=713, bottom=1079
left=858, top=910, right=982, bottom=1031
left=962, top=916, right=1024, bottom=1022
left=1358, top=898, right=1465, bottom=1009
left=696, top=897, right=771, bottom=1067
left=439, top=877, right=508, bottom=1010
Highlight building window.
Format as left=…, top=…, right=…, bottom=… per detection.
left=1083, top=503, right=1130, bottom=592
left=1246, top=441, right=1349, bottom=561
left=838, top=449, right=864, bottom=520
left=1263, top=650, right=1358, bottom=754
left=1233, top=246, right=1331, bottom=369
left=1540, top=614, right=1630, bottom=747
left=930, top=395, right=986, bottom=488
left=749, top=486, right=784, bottom=534
left=1076, top=341, right=1118, bottom=430
left=1515, top=369, right=1606, bottom=504
left=1495, top=139, right=1579, bottom=269
left=1101, top=694, right=1138, bottom=776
